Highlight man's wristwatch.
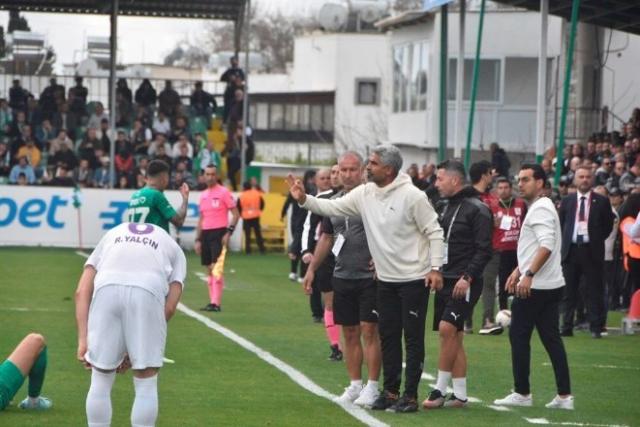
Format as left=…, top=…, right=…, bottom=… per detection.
left=525, top=269, right=535, bottom=278
left=431, top=266, right=442, bottom=272
left=227, top=225, right=236, bottom=234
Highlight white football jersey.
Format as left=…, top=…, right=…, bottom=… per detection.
left=86, top=223, right=187, bottom=303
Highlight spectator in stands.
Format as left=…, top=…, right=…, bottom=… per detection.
left=9, top=79, right=30, bottom=112
left=117, top=174, right=130, bottom=189
left=35, top=119, right=56, bottom=147
left=190, top=81, right=217, bottom=123
left=135, top=79, right=157, bottom=111
left=407, top=163, right=427, bottom=190
left=26, top=95, right=43, bottom=127
left=16, top=172, right=28, bottom=186
left=222, top=74, right=239, bottom=124
left=16, top=136, right=42, bottom=176
left=77, top=128, right=101, bottom=169
left=116, top=78, right=133, bottom=105
left=0, top=99, right=12, bottom=138
left=93, top=157, right=111, bottom=188
left=608, top=160, right=626, bottom=190
left=97, top=118, right=113, bottom=153
left=193, top=133, right=220, bottom=174
left=158, top=80, right=181, bottom=122
left=133, top=105, right=151, bottom=128
left=74, top=158, right=94, bottom=188
left=69, top=76, right=88, bottom=120
left=134, top=156, right=149, bottom=180
left=173, top=144, right=193, bottom=172
left=52, top=102, right=79, bottom=140
left=88, top=102, right=109, bottom=130
left=130, top=119, right=152, bottom=155
left=421, top=163, right=436, bottom=187
left=152, top=110, right=171, bottom=136
left=48, top=129, right=73, bottom=156
left=148, top=133, right=171, bottom=158
left=9, top=156, right=35, bottom=184
left=620, top=165, right=640, bottom=193
left=565, top=156, right=582, bottom=183
left=595, top=156, right=613, bottom=186
left=49, top=139, right=78, bottom=172
left=491, top=142, right=511, bottom=178
left=223, top=127, right=242, bottom=191
left=171, top=134, right=194, bottom=158
left=541, top=158, right=553, bottom=178
left=115, top=130, right=133, bottom=155
left=9, top=110, right=28, bottom=144
left=151, top=143, right=172, bottom=167
left=228, top=88, right=245, bottom=127
left=115, top=92, right=133, bottom=128
left=39, top=77, right=65, bottom=120
left=220, top=55, right=246, bottom=87
left=173, top=160, right=195, bottom=188
left=169, top=116, right=190, bottom=143
left=115, top=148, right=135, bottom=183
left=45, top=164, right=75, bottom=187
left=0, top=141, right=11, bottom=178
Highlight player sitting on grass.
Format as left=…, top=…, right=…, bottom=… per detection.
left=0, top=333, right=52, bottom=411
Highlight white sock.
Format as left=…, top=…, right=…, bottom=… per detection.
left=366, top=380, right=379, bottom=389
left=452, top=377, right=467, bottom=401
left=350, top=379, right=363, bottom=388
left=86, top=369, right=116, bottom=427
left=436, top=370, right=451, bottom=394
left=131, top=375, right=158, bottom=427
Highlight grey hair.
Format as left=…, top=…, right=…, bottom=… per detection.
left=338, top=151, right=364, bottom=166
left=371, top=144, right=403, bottom=174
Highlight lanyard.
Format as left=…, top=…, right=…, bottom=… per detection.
left=499, top=198, right=513, bottom=212
left=445, top=204, right=462, bottom=243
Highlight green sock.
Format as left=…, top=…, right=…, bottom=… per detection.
left=28, top=346, right=47, bottom=398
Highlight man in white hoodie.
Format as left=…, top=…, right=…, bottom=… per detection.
left=287, top=144, right=444, bottom=413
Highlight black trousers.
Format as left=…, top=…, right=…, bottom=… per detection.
left=242, top=218, right=265, bottom=253
left=562, top=244, right=605, bottom=333
left=510, top=287, right=571, bottom=396
left=377, top=280, right=429, bottom=398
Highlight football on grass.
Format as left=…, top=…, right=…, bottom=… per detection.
left=495, top=310, right=512, bottom=328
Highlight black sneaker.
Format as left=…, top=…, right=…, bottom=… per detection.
left=371, top=390, right=398, bottom=410
left=200, top=303, right=216, bottom=311
left=211, top=304, right=221, bottom=312
left=328, top=344, right=343, bottom=361
left=312, top=316, right=323, bottom=323
left=422, top=389, right=445, bottom=409
left=443, top=393, right=468, bottom=408
left=386, top=394, right=418, bottom=413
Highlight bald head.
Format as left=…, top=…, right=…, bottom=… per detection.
left=315, top=167, right=332, bottom=192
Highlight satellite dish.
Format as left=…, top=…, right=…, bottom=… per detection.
left=350, top=0, right=388, bottom=23
left=318, top=2, right=349, bottom=31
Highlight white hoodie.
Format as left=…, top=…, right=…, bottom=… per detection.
left=302, top=172, right=444, bottom=283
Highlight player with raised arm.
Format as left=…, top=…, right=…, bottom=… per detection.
left=128, top=159, right=189, bottom=233
left=75, top=222, right=187, bottom=427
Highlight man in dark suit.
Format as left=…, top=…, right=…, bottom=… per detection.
left=559, top=165, right=615, bottom=338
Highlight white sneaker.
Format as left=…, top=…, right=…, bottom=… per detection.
left=545, top=395, right=574, bottom=410
left=288, top=273, right=297, bottom=281
left=494, top=392, right=533, bottom=407
left=353, top=384, right=380, bottom=408
left=334, top=384, right=363, bottom=404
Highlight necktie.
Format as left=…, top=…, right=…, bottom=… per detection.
left=577, top=196, right=586, bottom=243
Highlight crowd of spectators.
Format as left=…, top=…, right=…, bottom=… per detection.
left=0, top=56, right=249, bottom=190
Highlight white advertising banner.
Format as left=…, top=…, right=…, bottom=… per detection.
left=0, top=186, right=242, bottom=251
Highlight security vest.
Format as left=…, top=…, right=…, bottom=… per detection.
left=621, top=216, right=640, bottom=271
left=240, top=189, right=262, bottom=220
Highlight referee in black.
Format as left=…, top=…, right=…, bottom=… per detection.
left=494, top=164, right=573, bottom=410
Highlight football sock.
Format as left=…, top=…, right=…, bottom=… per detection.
left=350, top=379, right=363, bottom=388
left=131, top=375, right=158, bottom=427
left=324, top=309, right=341, bottom=348
left=86, top=369, right=116, bottom=427
left=436, top=370, right=451, bottom=394
left=207, top=276, right=215, bottom=304
left=28, top=346, right=47, bottom=398
left=213, top=277, right=224, bottom=306
left=366, top=380, right=379, bottom=389
left=452, top=377, right=467, bottom=401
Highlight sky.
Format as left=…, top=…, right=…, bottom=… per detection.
left=0, top=0, right=329, bottom=73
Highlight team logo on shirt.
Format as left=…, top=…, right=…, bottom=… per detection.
left=128, top=223, right=154, bottom=235
left=211, top=198, right=220, bottom=208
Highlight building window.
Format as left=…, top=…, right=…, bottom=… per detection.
left=255, top=102, right=269, bottom=129
left=355, top=79, right=380, bottom=105
left=448, top=58, right=502, bottom=102
left=393, top=41, right=428, bottom=113
left=269, top=104, right=284, bottom=129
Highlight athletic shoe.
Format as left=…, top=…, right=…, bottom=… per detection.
left=479, top=325, right=504, bottom=335
left=464, top=326, right=474, bottom=334
left=422, top=389, right=445, bottom=409
left=601, top=327, right=609, bottom=336
left=328, top=344, right=343, bottom=361
left=288, top=272, right=297, bottom=281
left=545, top=395, right=574, bottom=410
left=494, top=392, right=533, bottom=407
left=334, top=384, right=363, bottom=404
left=200, top=303, right=216, bottom=311
left=297, top=278, right=303, bottom=284
left=312, top=316, right=323, bottom=323
left=386, top=394, right=418, bottom=413
left=354, top=384, right=380, bottom=408
left=371, top=390, right=398, bottom=410
left=19, top=396, right=52, bottom=410
left=211, top=304, right=221, bottom=312
left=443, top=393, right=468, bottom=408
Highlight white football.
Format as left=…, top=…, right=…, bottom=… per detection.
left=495, top=310, right=512, bottom=328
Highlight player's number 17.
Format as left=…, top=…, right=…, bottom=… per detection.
left=127, top=207, right=150, bottom=223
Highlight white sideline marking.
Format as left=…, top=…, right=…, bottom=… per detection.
left=526, top=418, right=551, bottom=424
left=1, top=307, right=69, bottom=313
left=74, top=250, right=387, bottom=427
left=488, top=405, right=511, bottom=411
left=542, top=362, right=640, bottom=371
left=524, top=417, right=629, bottom=427
left=177, top=303, right=389, bottom=427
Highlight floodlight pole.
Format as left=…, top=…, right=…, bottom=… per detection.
left=554, top=0, right=581, bottom=187
left=454, top=0, right=465, bottom=159
left=438, top=4, right=448, bottom=163
left=535, top=0, right=549, bottom=164
left=464, top=0, right=486, bottom=171
left=240, top=0, right=251, bottom=188
left=108, top=0, right=118, bottom=188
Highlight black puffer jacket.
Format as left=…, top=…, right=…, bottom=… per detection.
left=435, top=186, right=493, bottom=280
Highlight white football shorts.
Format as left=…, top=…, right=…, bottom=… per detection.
left=86, top=284, right=166, bottom=370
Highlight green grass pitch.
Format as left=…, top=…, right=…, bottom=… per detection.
left=0, top=247, right=638, bottom=426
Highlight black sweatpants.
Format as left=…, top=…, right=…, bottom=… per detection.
left=242, top=218, right=265, bottom=254
left=510, top=287, right=571, bottom=396
left=377, top=280, right=429, bottom=398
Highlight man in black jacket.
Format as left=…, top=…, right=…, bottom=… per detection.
left=559, top=165, right=615, bottom=338
left=424, top=160, right=493, bottom=409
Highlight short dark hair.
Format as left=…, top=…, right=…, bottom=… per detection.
left=437, top=160, right=466, bottom=180
left=520, top=163, right=547, bottom=183
left=469, top=160, right=492, bottom=184
left=242, top=181, right=251, bottom=190
left=496, top=177, right=512, bottom=187
left=147, top=159, right=170, bottom=177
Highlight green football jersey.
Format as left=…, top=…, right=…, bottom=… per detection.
left=128, top=186, right=177, bottom=232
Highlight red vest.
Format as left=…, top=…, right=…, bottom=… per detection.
left=488, top=197, right=527, bottom=252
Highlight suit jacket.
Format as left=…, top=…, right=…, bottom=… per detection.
left=559, top=191, right=615, bottom=263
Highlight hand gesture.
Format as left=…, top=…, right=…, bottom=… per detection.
left=286, top=174, right=307, bottom=204
left=179, top=182, right=190, bottom=200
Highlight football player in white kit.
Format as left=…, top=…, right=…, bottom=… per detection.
left=75, top=222, right=187, bottom=427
